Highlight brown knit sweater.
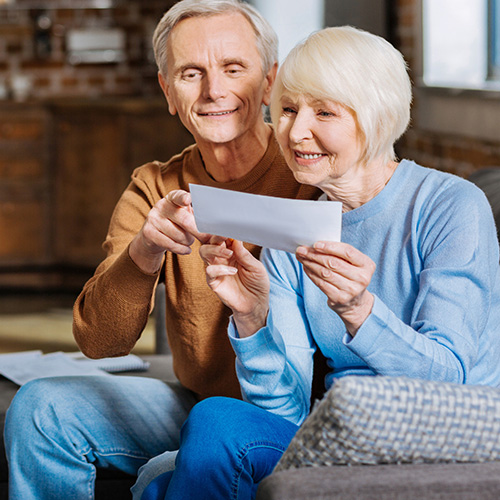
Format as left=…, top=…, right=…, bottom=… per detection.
left=73, top=130, right=321, bottom=399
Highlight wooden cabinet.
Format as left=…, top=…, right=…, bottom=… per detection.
left=0, top=104, right=51, bottom=265
left=0, top=98, right=193, bottom=290
left=53, top=106, right=125, bottom=267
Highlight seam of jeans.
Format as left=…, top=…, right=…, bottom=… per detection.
left=87, top=462, right=96, bottom=499
left=231, top=440, right=288, bottom=500
left=81, top=446, right=152, bottom=462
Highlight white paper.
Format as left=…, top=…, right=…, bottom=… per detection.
left=67, top=352, right=150, bottom=372
left=190, top=184, right=342, bottom=253
left=0, top=351, right=109, bottom=385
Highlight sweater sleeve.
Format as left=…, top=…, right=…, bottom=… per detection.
left=229, top=248, right=315, bottom=425
left=345, top=180, right=500, bottom=384
left=73, top=163, right=165, bottom=358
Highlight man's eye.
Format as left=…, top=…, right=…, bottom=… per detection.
left=182, top=71, right=201, bottom=80
left=319, top=111, right=335, bottom=117
left=226, top=66, right=243, bottom=75
left=282, top=107, right=297, bottom=114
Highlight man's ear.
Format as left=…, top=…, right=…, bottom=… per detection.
left=158, top=72, right=177, bottom=116
left=262, top=62, right=278, bottom=107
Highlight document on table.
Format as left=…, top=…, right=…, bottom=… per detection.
left=66, top=352, right=150, bottom=372
left=190, top=184, right=342, bottom=253
left=0, top=351, right=150, bottom=386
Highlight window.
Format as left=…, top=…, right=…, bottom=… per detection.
left=422, top=0, right=500, bottom=89
left=416, top=0, right=500, bottom=142
left=250, top=0, right=324, bottom=63
left=422, top=0, right=489, bottom=88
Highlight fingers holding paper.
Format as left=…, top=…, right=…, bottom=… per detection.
left=157, top=190, right=211, bottom=247
left=130, top=189, right=210, bottom=274
left=200, top=238, right=270, bottom=338
left=296, top=241, right=375, bottom=336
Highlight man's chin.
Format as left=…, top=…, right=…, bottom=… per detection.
left=194, top=127, right=242, bottom=146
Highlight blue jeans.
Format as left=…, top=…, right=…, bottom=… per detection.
left=152, top=397, right=300, bottom=500
left=4, top=375, right=198, bottom=500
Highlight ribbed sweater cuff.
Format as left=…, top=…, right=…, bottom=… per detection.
left=102, top=247, right=160, bottom=305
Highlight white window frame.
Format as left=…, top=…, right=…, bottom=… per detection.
left=415, top=0, right=500, bottom=142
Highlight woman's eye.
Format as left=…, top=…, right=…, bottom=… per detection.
left=282, top=107, right=297, bottom=114
left=319, top=111, right=335, bottom=117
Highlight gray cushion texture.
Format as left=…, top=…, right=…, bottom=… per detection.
left=276, top=375, right=500, bottom=470
left=257, top=462, right=500, bottom=500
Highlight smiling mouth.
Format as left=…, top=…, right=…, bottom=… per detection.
left=198, top=109, right=236, bottom=116
left=295, top=151, right=326, bottom=160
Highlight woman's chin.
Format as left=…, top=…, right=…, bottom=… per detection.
left=292, top=170, right=319, bottom=187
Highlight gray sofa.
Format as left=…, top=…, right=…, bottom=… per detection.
left=257, top=462, right=500, bottom=499
left=3, top=358, right=500, bottom=500
left=256, top=375, right=500, bottom=500
left=255, top=168, right=500, bottom=499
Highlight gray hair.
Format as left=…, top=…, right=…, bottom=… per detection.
left=153, top=0, right=278, bottom=77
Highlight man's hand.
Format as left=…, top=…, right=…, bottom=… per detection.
left=296, top=241, right=375, bottom=336
left=129, top=189, right=210, bottom=274
left=200, top=238, right=270, bottom=338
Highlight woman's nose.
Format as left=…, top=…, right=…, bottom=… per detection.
left=288, top=111, right=313, bottom=143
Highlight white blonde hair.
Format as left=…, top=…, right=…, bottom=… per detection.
left=153, top=0, right=278, bottom=77
left=270, top=26, right=412, bottom=164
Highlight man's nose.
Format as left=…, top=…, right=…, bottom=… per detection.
left=202, top=72, right=227, bottom=101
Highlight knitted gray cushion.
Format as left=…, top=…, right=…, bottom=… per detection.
left=275, top=376, right=500, bottom=471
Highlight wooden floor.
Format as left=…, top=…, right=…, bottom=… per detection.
left=0, top=293, right=155, bottom=355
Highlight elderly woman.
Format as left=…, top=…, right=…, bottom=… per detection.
left=154, top=26, right=500, bottom=500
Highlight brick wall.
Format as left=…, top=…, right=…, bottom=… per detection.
left=0, top=0, right=174, bottom=100
left=392, top=0, right=500, bottom=177
left=2, top=0, right=499, bottom=177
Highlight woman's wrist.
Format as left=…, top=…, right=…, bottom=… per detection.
left=332, top=291, right=374, bottom=337
left=233, top=305, right=269, bottom=338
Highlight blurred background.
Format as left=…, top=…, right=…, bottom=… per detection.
left=0, top=0, right=499, bottom=354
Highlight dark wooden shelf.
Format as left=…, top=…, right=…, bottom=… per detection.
left=0, top=97, right=193, bottom=289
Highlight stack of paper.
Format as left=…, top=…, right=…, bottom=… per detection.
left=66, top=352, right=150, bottom=373
left=0, top=351, right=150, bottom=386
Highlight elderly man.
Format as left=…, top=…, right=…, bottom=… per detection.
left=4, top=1, right=320, bottom=499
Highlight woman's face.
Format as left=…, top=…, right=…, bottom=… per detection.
left=275, top=91, right=364, bottom=190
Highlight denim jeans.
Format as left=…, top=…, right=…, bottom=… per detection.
left=4, top=375, right=198, bottom=500
left=155, top=397, right=300, bottom=500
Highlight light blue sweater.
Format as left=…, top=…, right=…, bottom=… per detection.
left=228, top=160, right=500, bottom=425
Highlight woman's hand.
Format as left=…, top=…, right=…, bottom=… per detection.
left=199, top=238, right=270, bottom=338
left=296, top=241, right=375, bottom=336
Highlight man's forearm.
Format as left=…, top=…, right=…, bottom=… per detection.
left=73, top=248, right=159, bottom=358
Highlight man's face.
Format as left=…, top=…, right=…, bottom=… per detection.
left=159, top=12, right=276, bottom=147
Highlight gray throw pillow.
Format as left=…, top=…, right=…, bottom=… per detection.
left=275, top=375, right=500, bottom=471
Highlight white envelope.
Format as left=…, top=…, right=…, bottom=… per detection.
left=190, top=184, right=342, bottom=253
